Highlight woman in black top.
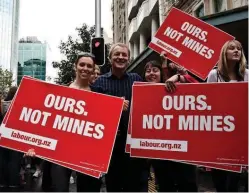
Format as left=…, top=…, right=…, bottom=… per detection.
left=143, top=60, right=198, bottom=192
left=26, top=52, right=103, bottom=192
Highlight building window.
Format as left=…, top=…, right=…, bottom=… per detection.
left=213, top=0, right=222, bottom=12
left=123, top=28, right=126, bottom=43
left=213, top=0, right=226, bottom=13
left=193, top=2, right=205, bottom=18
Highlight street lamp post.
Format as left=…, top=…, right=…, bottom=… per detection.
left=95, top=0, right=101, bottom=37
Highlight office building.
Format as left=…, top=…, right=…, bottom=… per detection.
left=18, top=37, right=47, bottom=85
left=0, top=0, right=20, bottom=82
left=124, top=0, right=248, bottom=78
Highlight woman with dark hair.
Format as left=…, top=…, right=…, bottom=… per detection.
left=0, top=86, right=23, bottom=192
left=26, top=52, right=103, bottom=192
left=207, top=40, right=248, bottom=192
left=142, top=60, right=164, bottom=83
left=143, top=58, right=198, bottom=192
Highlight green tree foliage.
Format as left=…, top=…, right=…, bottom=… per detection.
left=53, top=23, right=110, bottom=84
left=0, top=68, right=13, bottom=97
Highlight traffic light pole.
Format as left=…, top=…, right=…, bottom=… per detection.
left=95, top=0, right=101, bottom=37
left=92, top=0, right=105, bottom=66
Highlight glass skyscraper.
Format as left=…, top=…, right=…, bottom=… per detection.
left=0, top=0, right=20, bottom=83
left=18, top=38, right=47, bottom=85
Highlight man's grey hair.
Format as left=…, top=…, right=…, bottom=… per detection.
left=108, top=43, right=130, bottom=59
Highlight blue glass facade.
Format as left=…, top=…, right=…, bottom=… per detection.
left=18, top=42, right=47, bottom=85
left=0, top=0, right=19, bottom=82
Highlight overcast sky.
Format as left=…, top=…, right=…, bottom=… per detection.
left=19, top=0, right=113, bottom=79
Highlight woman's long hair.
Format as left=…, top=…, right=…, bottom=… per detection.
left=143, top=60, right=164, bottom=83
left=218, top=40, right=247, bottom=82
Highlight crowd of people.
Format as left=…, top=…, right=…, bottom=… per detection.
left=0, top=40, right=248, bottom=192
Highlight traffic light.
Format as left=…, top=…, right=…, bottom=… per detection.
left=91, top=37, right=105, bottom=66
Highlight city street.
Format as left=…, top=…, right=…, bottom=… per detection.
left=0, top=0, right=248, bottom=192
left=19, top=167, right=248, bottom=192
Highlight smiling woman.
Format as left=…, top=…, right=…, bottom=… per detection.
left=142, top=58, right=198, bottom=192
left=143, top=60, right=164, bottom=83
left=70, top=52, right=96, bottom=90
left=25, top=52, right=104, bottom=192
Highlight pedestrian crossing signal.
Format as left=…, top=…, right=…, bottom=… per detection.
left=91, top=37, right=105, bottom=66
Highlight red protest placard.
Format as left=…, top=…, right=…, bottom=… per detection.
left=0, top=77, right=124, bottom=173
left=130, top=83, right=248, bottom=165
left=126, top=109, right=243, bottom=172
left=124, top=84, right=244, bottom=172
left=42, top=157, right=101, bottom=178
left=125, top=82, right=152, bottom=153
left=1, top=125, right=101, bottom=177
left=125, top=114, right=131, bottom=153
left=149, top=7, right=234, bottom=80
left=0, top=86, right=101, bottom=177
left=0, top=126, right=101, bottom=178
left=127, top=129, right=242, bottom=173
left=193, top=162, right=242, bottom=173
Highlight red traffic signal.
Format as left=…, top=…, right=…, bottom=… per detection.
left=91, top=37, right=105, bottom=66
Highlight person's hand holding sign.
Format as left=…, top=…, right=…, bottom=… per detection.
left=165, top=79, right=177, bottom=93
left=160, top=51, right=182, bottom=70
left=160, top=51, right=168, bottom=68
left=25, top=148, right=36, bottom=157
left=161, top=51, right=189, bottom=92
left=122, top=97, right=129, bottom=111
